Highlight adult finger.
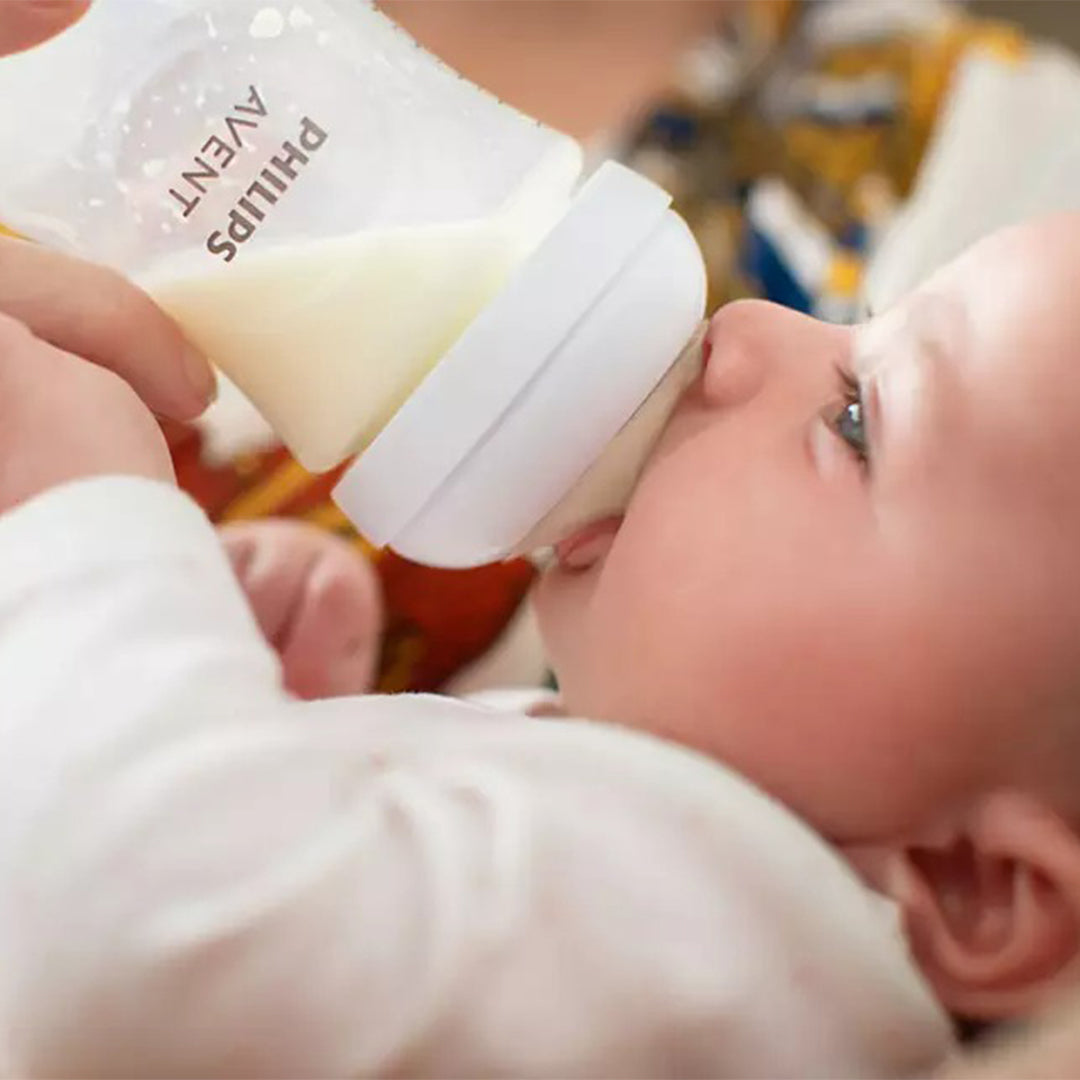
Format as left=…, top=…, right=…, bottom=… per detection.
left=0, top=237, right=215, bottom=420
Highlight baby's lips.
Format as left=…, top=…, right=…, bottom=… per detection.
left=553, top=515, right=623, bottom=572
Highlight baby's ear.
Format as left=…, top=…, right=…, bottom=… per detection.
left=847, top=792, right=1080, bottom=1021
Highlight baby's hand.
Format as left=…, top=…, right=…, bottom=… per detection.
left=221, top=521, right=383, bottom=700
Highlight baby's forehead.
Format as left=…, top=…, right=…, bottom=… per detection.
left=869, top=227, right=1080, bottom=399
left=947, top=216, right=1080, bottom=331
left=859, top=265, right=1080, bottom=504
left=957, top=213, right=1080, bottom=277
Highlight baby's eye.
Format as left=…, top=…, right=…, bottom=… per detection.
left=827, top=368, right=870, bottom=468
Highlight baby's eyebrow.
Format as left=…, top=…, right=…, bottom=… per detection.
left=852, top=310, right=903, bottom=376
left=855, top=292, right=962, bottom=375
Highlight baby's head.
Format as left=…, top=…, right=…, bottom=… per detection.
left=535, top=213, right=1080, bottom=1021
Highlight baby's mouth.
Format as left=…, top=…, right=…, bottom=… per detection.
left=552, top=515, right=623, bottom=572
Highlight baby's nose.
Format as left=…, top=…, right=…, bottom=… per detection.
left=700, top=300, right=782, bottom=409
left=702, top=299, right=851, bottom=410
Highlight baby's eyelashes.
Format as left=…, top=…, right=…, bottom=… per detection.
left=828, top=367, right=871, bottom=471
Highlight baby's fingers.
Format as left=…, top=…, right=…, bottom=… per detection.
left=281, top=553, right=383, bottom=699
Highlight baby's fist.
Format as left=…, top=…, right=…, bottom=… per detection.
left=221, top=520, right=383, bottom=699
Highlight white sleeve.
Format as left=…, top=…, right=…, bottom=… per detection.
left=0, top=479, right=950, bottom=1079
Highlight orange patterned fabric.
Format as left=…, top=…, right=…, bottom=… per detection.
left=164, top=420, right=536, bottom=693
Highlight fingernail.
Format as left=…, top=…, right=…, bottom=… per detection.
left=183, top=343, right=217, bottom=406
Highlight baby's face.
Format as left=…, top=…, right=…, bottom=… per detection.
left=536, top=215, right=1080, bottom=843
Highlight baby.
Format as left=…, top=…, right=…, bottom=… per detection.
left=194, top=210, right=1080, bottom=1072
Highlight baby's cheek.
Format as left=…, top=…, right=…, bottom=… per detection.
left=557, top=558, right=688, bottom=719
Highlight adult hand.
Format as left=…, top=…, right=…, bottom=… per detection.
left=0, top=237, right=215, bottom=514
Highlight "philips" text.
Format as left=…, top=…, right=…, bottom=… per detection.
left=206, top=116, right=329, bottom=262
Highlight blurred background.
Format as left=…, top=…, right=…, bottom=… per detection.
left=974, top=1, right=1080, bottom=52
left=384, top=2, right=1080, bottom=135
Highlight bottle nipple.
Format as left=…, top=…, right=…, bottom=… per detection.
left=515, top=318, right=709, bottom=556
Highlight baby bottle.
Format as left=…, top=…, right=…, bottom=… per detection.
left=0, top=0, right=706, bottom=567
